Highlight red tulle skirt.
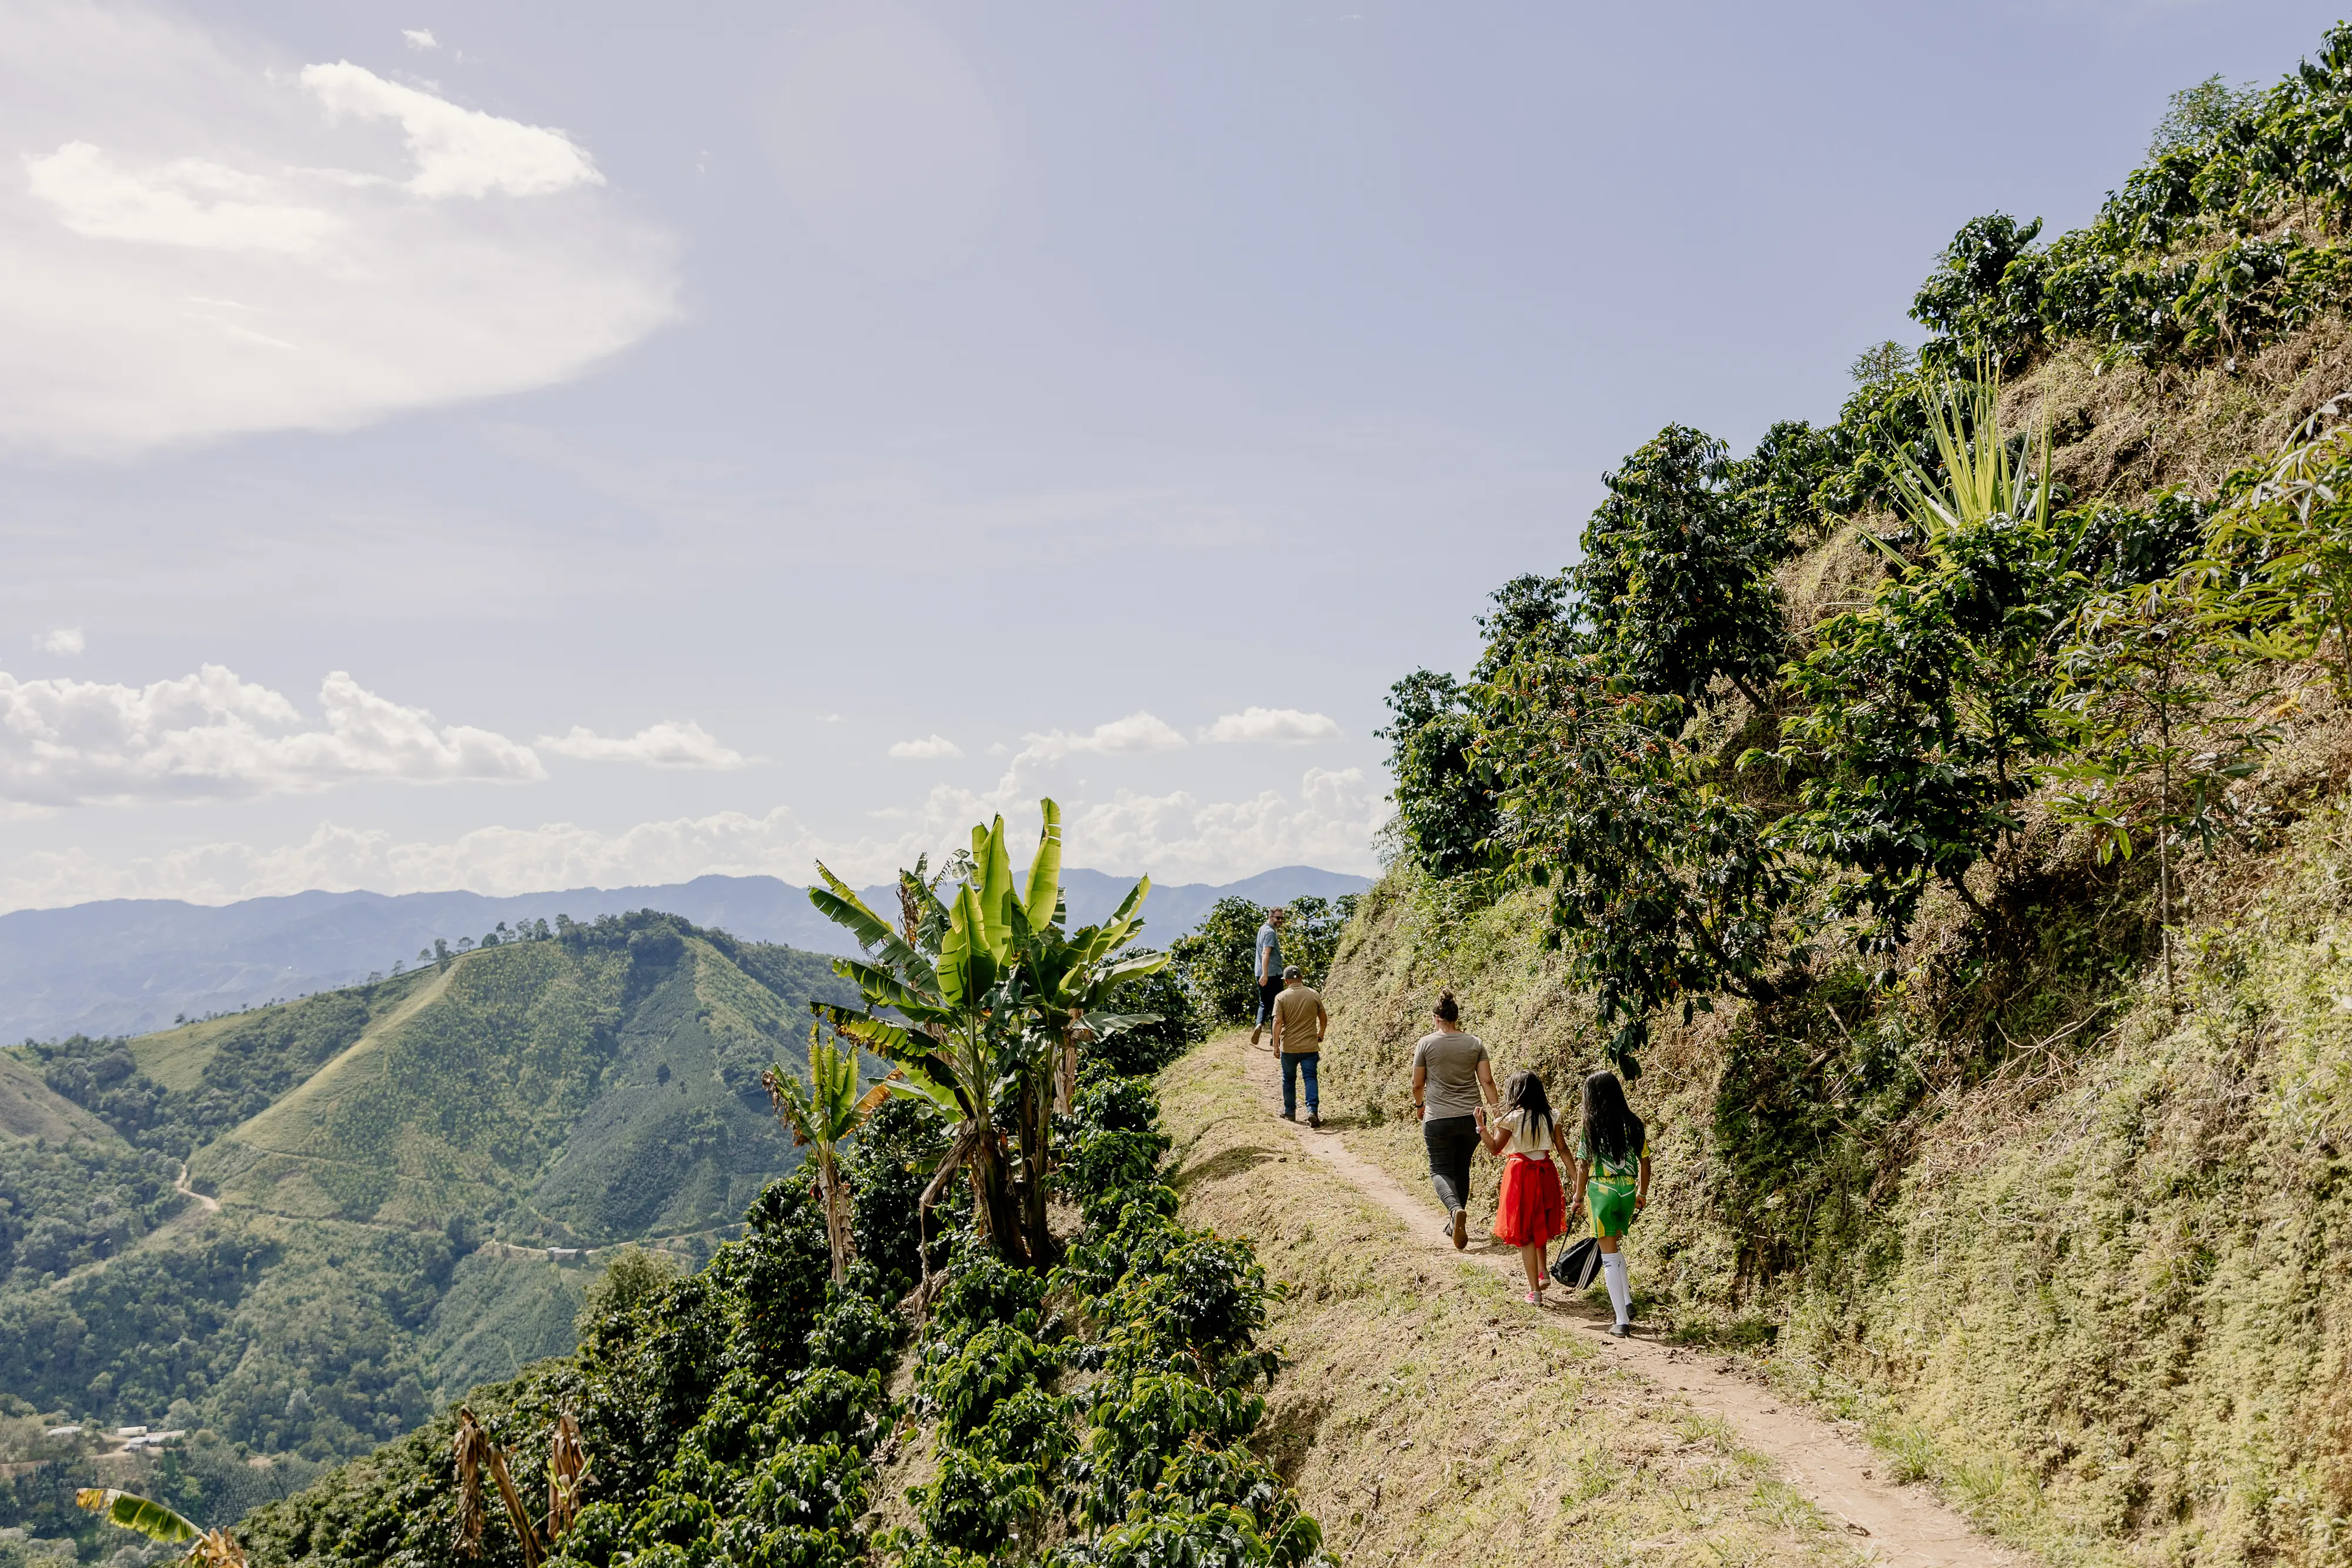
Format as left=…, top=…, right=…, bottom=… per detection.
left=1493, top=1153, right=1566, bottom=1248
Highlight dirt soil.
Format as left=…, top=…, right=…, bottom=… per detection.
left=1164, top=1031, right=2027, bottom=1568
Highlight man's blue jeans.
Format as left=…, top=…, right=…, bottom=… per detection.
left=1281, top=1052, right=1319, bottom=1119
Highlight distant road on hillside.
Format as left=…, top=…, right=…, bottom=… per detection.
left=0, top=865, right=1372, bottom=1041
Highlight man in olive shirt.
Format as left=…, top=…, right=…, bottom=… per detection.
left=1268, top=964, right=1327, bottom=1127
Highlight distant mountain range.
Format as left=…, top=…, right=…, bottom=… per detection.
left=0, top=865, right=1371, bottom=1042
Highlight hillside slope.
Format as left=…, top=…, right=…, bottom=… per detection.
left=0, top=911, right=854, bottom=1468
left=1337, top=27, right=2352, bottom=1565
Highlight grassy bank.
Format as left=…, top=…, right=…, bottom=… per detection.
left=1158, top=1030, right=1862, bottom=1568
left=1307, top=803, right=2352, bottom=1565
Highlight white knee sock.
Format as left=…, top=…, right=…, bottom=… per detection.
left=1601, top=1252, right=1630, bottom=1323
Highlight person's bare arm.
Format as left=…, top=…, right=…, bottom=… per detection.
left=1636, top=1155, right=1652, bottom=1212
left=1474, top=1058, right=1500, bottom=1107
left=1570, top=1158, right=1591, bottom=1218
left=1314, top=999, right=1328, bottom=1044
left=1411, top=1058, right=1427, bottom=1115
left=1475, top=1108, right=1512, bottom=1155
left=1269, top=1008, right=1285, bottom=1052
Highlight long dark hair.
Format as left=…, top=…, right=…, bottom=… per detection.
left=1503, top=1069, right=1553, bottom=1144
left=1581, top=1070, right=1643, bottom=1166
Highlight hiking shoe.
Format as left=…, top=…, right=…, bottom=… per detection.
left=1451, top=1209, right=1468, bottom=1250
left=1609, top=1322, right=1631, bottom=1338
left=1279, top=1112, right=1296, bottom=1122
left=1308, top=1112, right=1322, bottom=1129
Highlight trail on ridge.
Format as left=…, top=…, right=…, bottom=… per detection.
left=1232, top=1034, right=2022, bottom=1568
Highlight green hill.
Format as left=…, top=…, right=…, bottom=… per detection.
left=1332, top=26, right=2352, bottom=1566
left=0, top=911, right=854, bottom=1476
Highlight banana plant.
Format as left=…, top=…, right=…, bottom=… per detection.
left=763, top=1025, right=890, bottom=1283
left=455, top=1406, right=543, bottom=1567
left=76, top=1489, right=243, bottom=1568
left=808, top=798, right=1164, bottom=1273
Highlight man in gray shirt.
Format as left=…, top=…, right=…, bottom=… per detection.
left=1409, top=989, right=1498, bottom=1250
left=1248, top=908, right=1288, bottom=1046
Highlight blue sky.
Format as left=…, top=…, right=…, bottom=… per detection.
left=0, top=0, right=2334, bottom=909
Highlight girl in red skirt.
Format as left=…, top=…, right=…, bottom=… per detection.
left=1476, top=1069, right=1566, bottom=1303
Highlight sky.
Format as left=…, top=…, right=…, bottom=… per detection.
left=0, top=0, right=2337, bottom=912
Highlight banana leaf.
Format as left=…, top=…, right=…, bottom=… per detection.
left=937, top=884, right=999, bottom=1005
left=76, top=1490, right=198, bottom=1546
left=1023, top=799, right=1063, bottom=934
left=974, top=817, right=1018, bottom=959
left=810, top=864, right=941, bottom=990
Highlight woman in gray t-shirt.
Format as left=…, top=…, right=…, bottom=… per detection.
left=1409, top=988, right=1498, bottom=1250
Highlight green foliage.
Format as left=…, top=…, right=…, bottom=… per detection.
left=897, top=1069, right=1307, bottom=1567
left=1847, top=340, right=1915, bottom=386
left=810, top=801, right=1165, bottom=1267
left=1166, top=900, right=1266, bottom=1027
left=1167, top=898, right=1358, bottom=1029
left=0, top=1131, right=182, bottom=1284
left=2149, top=73, right=2261, bottom=160
left=2204, top=396, right=2352, bottom=700
left=1375, top=669, right=1496, bottom=878
left=840, top=1096, right=946, bottom=1303
left=1906, top=24, right=2352, bottom=372
left=1571, top=424, right=1789, bottom=707
left=1481, top=662, right=1792, bottom=1077
left=1085, top=965, right=1202, bottom=1079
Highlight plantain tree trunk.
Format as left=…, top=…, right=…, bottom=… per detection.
left=967, top=1135, right=1030, bottom=1268
left=1015, top=1076, right=1054, bottom=1266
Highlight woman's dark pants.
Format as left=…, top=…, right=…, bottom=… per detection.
left=1424, top=1115, right=1479, bottom=1214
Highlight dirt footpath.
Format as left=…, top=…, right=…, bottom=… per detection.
left=1220, top=1033, right=2024, bottom=1568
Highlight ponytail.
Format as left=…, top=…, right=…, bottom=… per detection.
left=1433, top=989, right=1460, bottom=1024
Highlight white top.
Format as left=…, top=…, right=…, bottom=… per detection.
left=1498, top=1107, right=1556, bottom=1156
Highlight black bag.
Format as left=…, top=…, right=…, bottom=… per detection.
left=1551, top=1235, right=1601, bottom=1290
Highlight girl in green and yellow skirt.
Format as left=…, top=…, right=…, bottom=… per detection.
left=1569, top=1069, right=1650, bottom=1336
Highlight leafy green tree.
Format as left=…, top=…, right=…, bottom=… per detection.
left=809, top=802, right=1162, bottom=1270
left=1570, top=424, right=1787, bottom=711
left=1167, top=898, right=1267, bottom=1025
left=2204, top=397, right=2352, bottom=701
left=1269, top=895, right=1359, bottom=987
left=1481, top=656, right=1797, bottom=1079
left=1726, top=419, right=1838, bottom=553
left=1771, top=375, right=2072, bottom=948
left=2149, top=73, right=2259, bottom=159
left=763, top=1028, right=884, bottom=1283
left=1848, top=340, right=1915, bottom=386
left=2047, top=576, right=2273, bottom=1010
left=1912, top=213, right=2046, bottom=372
left=1377, top=669, right=1496, bottom=877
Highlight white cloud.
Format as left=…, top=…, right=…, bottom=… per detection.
left=0, top=665, right=543, bottom=805
left=0, top=1, right=675, bottom=455
left=27, top=142, right=339, bottom=254
left=536, top=720, right=746, bottom=770
left=1022, top=710, right=1187, bottom=763
left=888, top=734, right=963, bottom=761
left=1057, top=768, right=1387, bottom=884
left=1198, top=707, right=1341, bottom=745
left=402, top=28, right=438, bottom=49
left=299, top=62, right=600, bottom=199
left=0, top=768, right=1389, bottom=912
left=38, top=628, right=85, bottom=656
